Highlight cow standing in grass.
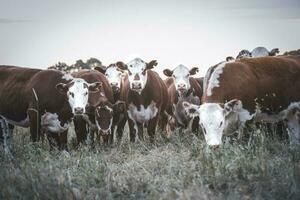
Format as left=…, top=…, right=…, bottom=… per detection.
left=72, top=70, right=125, bottom=146
left=95, top=64, right=129, bottom=143
left=162, top=65, right=202, bottom=136
left=0, top=66, right=101, bottom=153
left=116, top=58, right=168, bottom=142
left=183, top=55, right=300, bottom=146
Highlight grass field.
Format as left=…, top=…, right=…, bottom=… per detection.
left=0, top=125, right=300, bottom=200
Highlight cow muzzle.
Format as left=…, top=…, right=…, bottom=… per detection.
left=132, top=82, right=142, bottom=90
left=99, top=129, right=111, bottom=135
left=74, top=107, right=84, bottom=115
left=111, top=83, right=120, bottom=92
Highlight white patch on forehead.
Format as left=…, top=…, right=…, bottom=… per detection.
left=207, top=61, right=231, bottom=96
left=127, top=58, right=146, bottom=70
left=67, top=78, right=89, bottom=114
left=41, top=112, right=69, bottom=133
left=106, top=66, right=122, bottom=86
left=251, top=47, right=269, bottom=58
left=173, top=64, right=189, bottom=75
left=62, top=73, right=74, bottom=81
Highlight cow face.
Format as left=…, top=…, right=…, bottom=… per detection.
left=183, top=99, right=252, bottom=146
left=118, top=58, right=157, bottom=94
left=56, top=78, right=102, bottom=115
left=105, top=66, right=125, bottom=93
left=163, top=65, right=198, bottom=96
left=95, top=101, right=126, bottom=135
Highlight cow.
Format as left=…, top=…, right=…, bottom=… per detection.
left=116, top=58, right=168, bottom=142
left=0, top=66, right=101, bottom=153
left=162, top=65, right=202, bottom=135
left=182, top=55, right=300, bottom=146
left=236, top=47, right=280, bottom=59
left=94, top=64, right=129, bottom=143
left=72, top=69, right=126, bottom=146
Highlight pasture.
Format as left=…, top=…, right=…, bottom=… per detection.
left=1, top=125, right=299, bottom=200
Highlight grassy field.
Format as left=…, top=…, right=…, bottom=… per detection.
left=0, top=125, right=300, bottom=200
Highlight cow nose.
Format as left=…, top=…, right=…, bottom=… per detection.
left=132, top=82, right=142, bottom=90
left=74, top=107, right=84, bottom=115
left=111, top=82, right=118, bottom=87
left=177, top=83, right=186, bottom=90
left=100, top=129, right=111, bottom=135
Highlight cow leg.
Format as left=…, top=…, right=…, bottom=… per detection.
left=116, top=117, right=127, bottom=144
left=128, top=118, right=137, bottom=142
left=58, top=130, right=68, bottom=151
left=147, top=115, right=159, bottom=143
left=73, top=116, right=88, bottom=145
left=109, top=126, right=114, bottom=145
left=0, top=119, right=13, bottom=156
left=137, top=123, right=144, bottom=141
left=28, top=109, right=41, bottom=142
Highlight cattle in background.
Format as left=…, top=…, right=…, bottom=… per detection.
left=95, top=64, right=129, bottom=143
left=0, top=66, right=101, bottom=153
left=236, top=47, right=280, bottom=59
left=116, top=58, right=168, bottom=142
left=162, top=65, right=202, bottom=135
left=72, top=70, right=125, bottom=146
left=183, top=55, right=300, bottom=146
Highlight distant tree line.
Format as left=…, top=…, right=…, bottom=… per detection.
left=48, top=57, right=104, bottom=73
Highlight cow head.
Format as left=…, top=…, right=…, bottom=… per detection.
left=117, top=58, right=157, bottom=94
left=95, top=101, right=126, bottom=135
left=56, top=78, right=102, bottom=115
left=163, top=65, right=198, bottom=96
left=236, top=50, right=252, bottom=59
left=96, top=65, right=126, bottom=94
left=182, top=99, right=252, bottom=146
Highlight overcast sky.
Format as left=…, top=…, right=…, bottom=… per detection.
left=0, top=0, right=299, bottom=76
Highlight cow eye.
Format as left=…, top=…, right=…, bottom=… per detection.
left=85, top=91, right=88, bottom=95
left=69, top=92, right=74, bottom=98
left=219, top=121, right=223, bottom=127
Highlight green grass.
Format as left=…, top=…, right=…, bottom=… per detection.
left=0, top=126, right=300, bottom=200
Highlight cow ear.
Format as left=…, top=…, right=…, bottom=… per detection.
left=88, top=82, right=103, bottom=93
left=113, top=101, right=126, bottom=113
left=226, top=56, right=235, bottom=62
left=116, top=61, right=128, bottom=70
left=189, top=67, right=199, bottom=75
left=163, top=69, right=173, bottom=77
left=56, top=83, right=69, bottom=94
left=224, top=99, right=242, bottom=115
left=146, top=60, right=158, bottom=70
left=182, top=101, right=200, bottom=117
left=94, top=66, right=106, bottom=74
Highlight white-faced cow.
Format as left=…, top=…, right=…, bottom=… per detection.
left=116, top=58, right=168, bottom=142
left=95, top=64, right=129, bottom=143
left=183, top=55, right=300, bottom=146
left=236, top=47, right=279, bottom=59
left=162, top=65, right=202, bottom=135
left=72, top=70, right=126, bottom=146
left=0, top=66, right=101, bottom=153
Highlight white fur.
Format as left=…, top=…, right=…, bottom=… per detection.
left=207, top=61, right=229, bottom=96
left=127, top=101, right=158, bottom=133
left=105, top=66, right=123, bottom=90
left=126, top=58, right=148, bottom=94
left=67, top=78, right=89, bottom=114
left=251, top=47, right=269, bottom=58
left=172, top=64, right=191, bottom=95
left=41, top=112, right=69, bottom=133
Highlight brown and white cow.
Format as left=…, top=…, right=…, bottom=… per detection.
left=162, top=65, right=202, bottom=134
left=116, top=58, right=168, bottom=142
left=0, top=66, right=101, bottom=153
left=72, top=69, right=125, bottom=146
left=183, top=56, right=300, bottom=146
left=94, top=64, right=128, bottom=143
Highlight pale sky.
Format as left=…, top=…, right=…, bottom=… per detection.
left=0, top=0, right=300, bottom=76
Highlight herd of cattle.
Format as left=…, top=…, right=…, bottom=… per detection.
left=0, top=47, right=300, bottom=155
